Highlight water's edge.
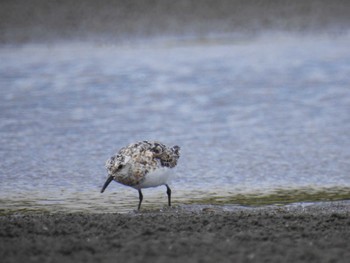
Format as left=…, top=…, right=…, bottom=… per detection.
left=1, top=186, right=349, bottom=215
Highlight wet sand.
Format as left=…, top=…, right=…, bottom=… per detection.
left=1, top=202, right=350, bottom=263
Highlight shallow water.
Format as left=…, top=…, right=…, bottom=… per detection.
left=1, top=34, right=350, bottom=213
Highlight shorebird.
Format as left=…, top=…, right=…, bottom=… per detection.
left=100, top=141, right=180, bottom=210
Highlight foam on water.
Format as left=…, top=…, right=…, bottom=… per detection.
left=1, top=34, right=350, bottom=213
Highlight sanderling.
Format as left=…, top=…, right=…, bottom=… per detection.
left=100, top=140, right=180, bottom=210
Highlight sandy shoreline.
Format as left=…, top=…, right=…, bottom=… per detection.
left=1, top=201, right=350, bottom=263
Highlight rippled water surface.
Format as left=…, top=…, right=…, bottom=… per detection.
left=1, top=35, right=350, bottom=213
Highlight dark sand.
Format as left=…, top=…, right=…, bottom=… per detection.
left=1, top=202, right=350, bottom=263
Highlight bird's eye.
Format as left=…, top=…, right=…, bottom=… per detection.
left=118, top=164, right=123, bottom=169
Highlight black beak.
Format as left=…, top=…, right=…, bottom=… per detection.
left=101, top=176, right=114, bottom=193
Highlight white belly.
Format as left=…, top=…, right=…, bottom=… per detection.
left=134, top=167, right=173, bottom=189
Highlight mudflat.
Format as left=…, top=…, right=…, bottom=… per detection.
left=1, top=202, right=350, bottom=263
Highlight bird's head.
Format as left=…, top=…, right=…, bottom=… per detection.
left=101, top=156, right=126, bottom=193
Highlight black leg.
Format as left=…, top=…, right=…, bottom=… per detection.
left=166, top=184, right=171, bottom=207
left=138, top=189, right=143, bottom=210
